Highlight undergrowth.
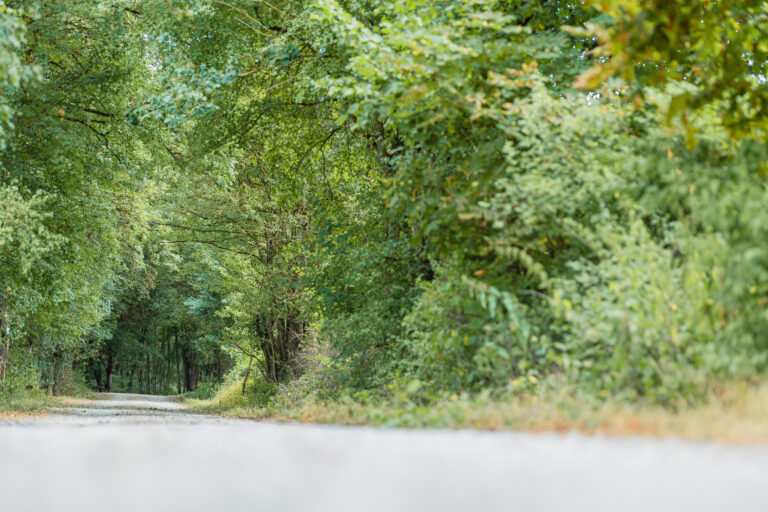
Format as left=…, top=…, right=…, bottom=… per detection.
left=0, top=387, right=50, bottom=415
left=186, top=372, right=768, bottom=445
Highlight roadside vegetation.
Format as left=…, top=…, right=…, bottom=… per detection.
left=194, top=383, right=768, bottom=445
left=185, top=348, right=768, bottom=444
left=2, top=0, right=768, bottom=439
left=0, top=388, right=49, bottom=418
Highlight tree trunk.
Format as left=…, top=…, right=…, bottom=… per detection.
left=94, top=364, right=104, bottom=392
left=175, top=335, right=181, bottom=394
left=128, top=365, right=136, bottom=392
left=48, top=357, right=56, bottom=395
left=145, top=352, right=151, bottom=394
left=182, top=345, right=196, bottom=392
left=259, top=315, right=303, bottom=383
left=217, top=352, right=225, bottom=382
left=105, top=353, right=114, bottom=392
left=0, top=305, right=10, bottom=381
left=242, top=356, right=252, bottom=396
left=165, top=332, right=171, bottom=394
left=174, top=327, right=182, bottom=394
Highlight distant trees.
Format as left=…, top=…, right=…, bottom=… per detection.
left=0, top=0, right=161, bottom=392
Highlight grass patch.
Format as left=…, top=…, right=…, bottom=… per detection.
left=191, top=378, right=768, bottom=445
left=0, top=388, right=50, bottom=421
left=184, top=378, right=276, bottom=413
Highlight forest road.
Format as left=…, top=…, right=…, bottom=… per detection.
left=1, top=392, right=767, bottom=512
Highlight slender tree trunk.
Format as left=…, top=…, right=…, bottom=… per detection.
left=128, top=365, right=136, bottom=392
left=145, top=352, right=151, bottom=394
left=242, top=356, right=253, bottom=396
left=182, top=345, right=196, bottom=392
left=105, top=353, right=114, bottom=392
left=53, top=352, right=65, bottom=395
left=216, top=352, right=224, bottom=382
left=165, top=332, right=171, bottom=394
left=0, top=304, right=10, bottom=381
left=94, top=364, right=103, bottom=392
left=48, top=356, right=57, bottom=395
left=0, top=332, right=8, bottom=381
left=182, top=347, right=190, bottom=392
left=175, top=327, right=181, bottom=394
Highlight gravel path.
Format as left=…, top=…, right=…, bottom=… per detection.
left=1, top=392, right=767, bottom=512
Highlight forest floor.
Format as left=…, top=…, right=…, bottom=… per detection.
left=1, top=392, right=767, bottom=511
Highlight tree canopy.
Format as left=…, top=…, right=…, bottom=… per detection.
left=1, top=0, right=767, bottom=406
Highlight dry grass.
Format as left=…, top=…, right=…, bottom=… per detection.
left=54, top=397, right=93, bottom=407
left=0, top=410, right=45, bottom=422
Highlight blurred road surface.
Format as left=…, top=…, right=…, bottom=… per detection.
left=0, top=392, right=766, bottom=512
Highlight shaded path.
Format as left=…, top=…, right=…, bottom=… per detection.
left=1, top=393, right=767, bottom=511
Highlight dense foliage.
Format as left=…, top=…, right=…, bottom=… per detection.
left=1, top=0, right=766, bottom=406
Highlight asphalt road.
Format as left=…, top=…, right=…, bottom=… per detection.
left=0, top=393, right=766, bottom=512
